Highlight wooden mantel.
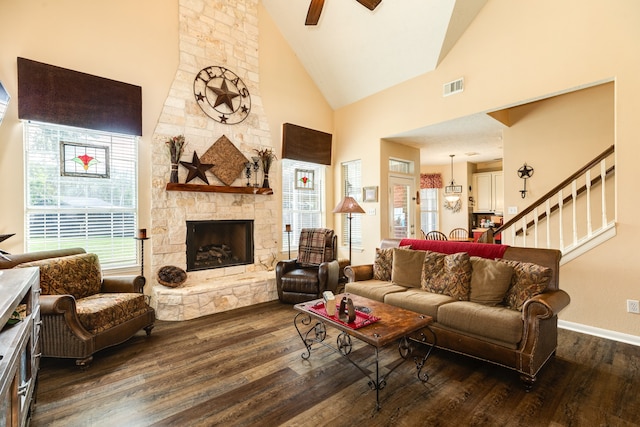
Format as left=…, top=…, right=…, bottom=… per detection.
left=165, top=183, right=273, bottom=195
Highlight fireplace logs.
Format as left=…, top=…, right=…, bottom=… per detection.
left=195, top=243, right=238, bottom=266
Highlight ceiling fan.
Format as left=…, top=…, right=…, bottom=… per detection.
left=305, top=0, right=382, bottom=26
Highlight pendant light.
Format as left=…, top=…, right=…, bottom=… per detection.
left=444, top=154, right=462, bottom=202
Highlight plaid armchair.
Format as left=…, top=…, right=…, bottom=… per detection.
left=276, top=228, right=340, bottom=304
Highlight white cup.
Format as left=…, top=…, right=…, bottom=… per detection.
left=325, top=296, right=336, bottom=316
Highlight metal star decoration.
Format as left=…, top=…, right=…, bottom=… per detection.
left=180, top=151, right=214, bottom=184
left=209, top=79, right=239, bottom=111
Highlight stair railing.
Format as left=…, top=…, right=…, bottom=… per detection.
left=492, top=145, right=615, bottom=253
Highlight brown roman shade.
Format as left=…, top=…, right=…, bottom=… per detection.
left=282, top=123, right=332, bottom=165
left=17, top=57, right=142, bottom=136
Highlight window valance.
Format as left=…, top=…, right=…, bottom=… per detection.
left=282, top=123, right=332, bottom=165
left=17, top=57, right=142, bottom=136
left=420, top=173, right=442, bottom=189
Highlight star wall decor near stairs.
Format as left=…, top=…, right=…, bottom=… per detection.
left=491, top=145, right=616, bottom=264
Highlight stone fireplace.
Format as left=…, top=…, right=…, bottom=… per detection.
left=148, top=0, right=278, bottom=321
left=186, top=220, right=254, bottom=272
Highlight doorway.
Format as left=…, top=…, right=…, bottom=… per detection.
left=389, top=175, right=416, bottom=239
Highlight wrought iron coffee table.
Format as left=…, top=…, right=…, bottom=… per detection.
left=293, top=293, right=435, bottom=409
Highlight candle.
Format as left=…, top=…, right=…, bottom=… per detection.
left=285, top=224, right=291, bottom=232
left=138, top=228, right=147, bottom=239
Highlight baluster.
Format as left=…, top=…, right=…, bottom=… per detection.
left=586, top=169, right=592, bottom=237
left=601, top=159, right=607, bottom=228
left=558, top=190, right=564, bottom=250
left=572, top=180, right=578, bottom=246
left=522, top=216, right=527, bottom=247
left=545, top=199, right=551, bottom=249
left=533, top=207, right=539, bottom=248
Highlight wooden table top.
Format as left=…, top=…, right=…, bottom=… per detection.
left=294, top=293, right=432, bottom=348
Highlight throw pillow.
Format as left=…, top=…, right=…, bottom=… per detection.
left=297, top=228, right=333, bottom=267
left=469, top=256, right=514, bottom=306
left=499, top=259, right=552, bottom=311
left=421, top=251, right=472, bottom=300
left=373, top=247, right=394, bottom=281
left=391, top=248, right=426, bottom=288
left=373, top=245, right=411, bottom=281
left=18, top=252, right=102, bottom=299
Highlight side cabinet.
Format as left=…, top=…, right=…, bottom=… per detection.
left=0, top=267, right=40, bottom=427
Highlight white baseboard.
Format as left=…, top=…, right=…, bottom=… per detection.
left=559, top=320, right=640, bottom=347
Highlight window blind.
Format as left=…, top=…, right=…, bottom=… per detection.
left=281, top=159, right=325, bottom=251
left=24, top=122, right=138, bottom=269
left=341, top=160, right=362, bottom=247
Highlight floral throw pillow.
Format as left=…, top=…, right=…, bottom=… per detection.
left=373, top=247, right=394, bottom=281
left=421, top=251, right=472, bottom=300
left=373, top=245, right=411, bottom=281
left=499, top=259, right=552, bottom=311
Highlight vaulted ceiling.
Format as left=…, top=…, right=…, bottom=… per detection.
left=261, top=0, right=505, bottom=165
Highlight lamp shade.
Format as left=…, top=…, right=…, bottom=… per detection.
left=333, top=196, right=365, bottom=214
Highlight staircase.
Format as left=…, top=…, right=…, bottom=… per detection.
left=491, top=145, right=615, bottom=265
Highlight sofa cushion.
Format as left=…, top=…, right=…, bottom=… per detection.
left=76, top=293, right=150, bottom=334
left=18, top=252, right=102, bottom=299
left=499, top=259, right=552, bottom=311
left=345, top=280, right=407, bottom=302
left=383, top=289, right=456, bottom=320
left=421, top=251, right=472, bottom=300
left=437, top=301, right=523, bottom=345
left=391, top=248, right=425, bottom=288
left=373, top=246, right=410, bottom=281
left=469, top=257, right=514, bottom=306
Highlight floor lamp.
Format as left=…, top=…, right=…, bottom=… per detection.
left=333, top=196, right=365, bottom=265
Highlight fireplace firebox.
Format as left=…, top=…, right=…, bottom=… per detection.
left=186, top=220, right=254, bottom=272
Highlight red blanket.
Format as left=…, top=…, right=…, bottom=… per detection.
left=399, top=238, right=509, bottom=259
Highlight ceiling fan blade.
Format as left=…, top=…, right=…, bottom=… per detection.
left=356, top=0, right=382, bottom=11
left=305, top=0, right=325, bottom=26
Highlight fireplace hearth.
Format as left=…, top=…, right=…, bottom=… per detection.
left=186, top=220, right=254, bottom=272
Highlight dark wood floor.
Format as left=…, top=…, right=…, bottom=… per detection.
left=31, top=301, right=640, bottom=427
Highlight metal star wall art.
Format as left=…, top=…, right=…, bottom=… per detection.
left=180, top=152, right=214, bottom=184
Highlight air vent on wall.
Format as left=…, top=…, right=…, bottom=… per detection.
left=443, top=78, right=464, bottom=97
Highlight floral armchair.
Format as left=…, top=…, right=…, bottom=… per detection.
left=8, top=248, right=155, bottom=367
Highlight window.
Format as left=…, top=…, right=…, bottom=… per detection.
left=341, top=160, right=362, bottom=247
left=281, top=159, right=325, bottom=251
left=420, top=188, right=439, bottom=234
left=24, top=122, right=138, bottom=269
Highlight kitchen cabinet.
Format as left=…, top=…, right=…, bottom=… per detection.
left=472, top=171, right=503, bottom=213
left=0, top=268, right=40, bottom=427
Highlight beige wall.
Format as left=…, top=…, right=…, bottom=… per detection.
left=332, top=0, right=640, bottom=337
left=502, top=82, right=614, bottom=219
left=0, top=0, right=179, bottom=255
left=0, top=1, right=333, bottom=262
left=258, top=3, right=335, bottom=236
left=1, top=0, right=639, bottom=338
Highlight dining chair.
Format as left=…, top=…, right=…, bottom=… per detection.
left=449, top=228, right=469, bottom=240
left=425, top=230, right=448, bottom=241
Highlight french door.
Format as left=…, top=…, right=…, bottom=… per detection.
left=388, top=175, right=416, bottom=239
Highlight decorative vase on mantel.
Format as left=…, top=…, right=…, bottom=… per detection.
left=255, top=148, right=276, bottom=189
left=166, top=135, right=185, bottom=184
left=170, top=163, right=179, bottom=184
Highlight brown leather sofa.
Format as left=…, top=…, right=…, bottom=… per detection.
left=344, top=238, right=570, bottom=387
left=0, top=248, right=155, bottom=367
